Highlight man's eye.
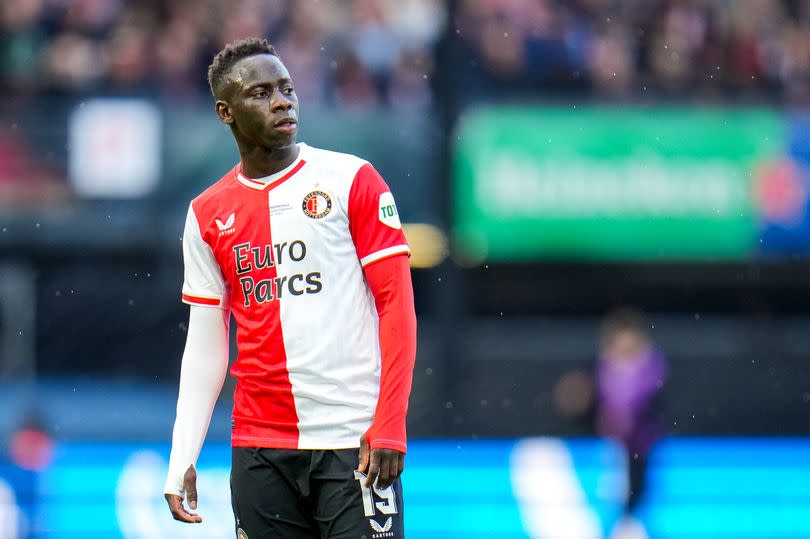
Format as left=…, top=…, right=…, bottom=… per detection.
left=282, top=87, right=294, bottom=96
left=253, top=90, right=268, bottom=98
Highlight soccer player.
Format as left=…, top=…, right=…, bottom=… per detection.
left=163, top=37, right=416, bottom=539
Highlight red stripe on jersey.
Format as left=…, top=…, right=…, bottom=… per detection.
left=236, top=159, right=307, bottom=191
left=270, top=159, right=306, bottom=190
left=230, top=322, right=300, bottom=448
left=224, top=187, right=300, bottom=448
left=182, top=294, right=221, bottom=306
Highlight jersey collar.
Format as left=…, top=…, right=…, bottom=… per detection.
left=236, top=143, right=307, bottom=191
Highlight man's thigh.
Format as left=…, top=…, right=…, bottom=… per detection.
left=312, top=449, right=405, bottom=539
left=231, top=447, right=319, bottom=539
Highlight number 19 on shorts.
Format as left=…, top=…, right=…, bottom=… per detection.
left=353, top=470, right=398, bottom=517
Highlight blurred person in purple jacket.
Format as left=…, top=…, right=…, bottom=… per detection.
left=554, top=307, right=669, bottom=524
left=597, top=308, right=668, bottom=516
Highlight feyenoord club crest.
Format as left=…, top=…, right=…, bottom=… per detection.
left=302, top=190, right=332, bottom=219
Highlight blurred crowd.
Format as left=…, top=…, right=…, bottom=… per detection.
left=3, top=0, right=810, bottom=200
left=0, top=0, right=443, bottom=107
left=0, top=0, right=444, bottom=198
left=4, top=0, right=810, bottom=106
left=453, top=0, right=810, bottom=103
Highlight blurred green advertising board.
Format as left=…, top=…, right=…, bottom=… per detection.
left=453, top=106, right=785, bottom=261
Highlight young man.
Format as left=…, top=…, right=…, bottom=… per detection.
left=163, top=37, right=416, bottom=539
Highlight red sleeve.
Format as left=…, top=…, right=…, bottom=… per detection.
left=349, top=163, right=410, bottom=267
left=363, top=254, right=417, bottom=453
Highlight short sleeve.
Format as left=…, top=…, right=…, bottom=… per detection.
left=181, top=204, right=227, bottom=308
left=348, top=163, right=410, bottom=267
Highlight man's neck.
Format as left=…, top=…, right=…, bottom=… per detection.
left=239, top=143, right=300, bottom=179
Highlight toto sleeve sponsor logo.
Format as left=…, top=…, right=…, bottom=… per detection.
left=378, top=192, right=401, bottom=229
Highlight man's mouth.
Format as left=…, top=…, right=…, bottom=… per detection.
left=274, top=118, right=297, bottom=129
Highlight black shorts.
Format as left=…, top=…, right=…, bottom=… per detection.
left=231, top=447, right=405, bottom=539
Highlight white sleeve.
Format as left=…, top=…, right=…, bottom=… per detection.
left=163, top=304, right=230, bottom=497
left=182, top=204, right=227, bottom=308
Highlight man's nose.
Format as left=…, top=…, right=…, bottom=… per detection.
left=271, top=91, right=293, bottom=112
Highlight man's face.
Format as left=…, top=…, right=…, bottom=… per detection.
left=220, top=54, right=299, bottom=148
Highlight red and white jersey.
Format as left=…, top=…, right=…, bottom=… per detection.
left=181, top=143, right=409, bottom=449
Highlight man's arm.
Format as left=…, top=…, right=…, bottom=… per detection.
left=358, top=254, right=416, bottom=489
left=164, top=304, right=230, bottom=523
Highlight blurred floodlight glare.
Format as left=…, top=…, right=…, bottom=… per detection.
left=401, top=223, right=447, bottom=268
left=68, top=99, right=161, bottom=198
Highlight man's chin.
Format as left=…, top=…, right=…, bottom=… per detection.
left=261, top=133, right=297, bottom=150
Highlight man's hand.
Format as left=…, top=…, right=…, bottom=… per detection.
left=358, top=434, right=405, bottom=489
left=164, top=465, right=203, bottom=523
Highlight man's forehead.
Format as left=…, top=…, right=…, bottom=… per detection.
left=229, top=54, right=290, bottom=88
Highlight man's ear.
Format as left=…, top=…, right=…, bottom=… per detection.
left=215, top=101, right=234, bottom=125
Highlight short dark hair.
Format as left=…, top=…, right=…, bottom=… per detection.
left=207, top=37, right=278, bottom=98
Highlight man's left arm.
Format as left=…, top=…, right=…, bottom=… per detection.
left=347, top=162, right=416, bottom=489
left=358, top=253, right=417, bottom=489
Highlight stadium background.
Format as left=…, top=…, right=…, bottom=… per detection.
left=1, top=0, right=810, bottom=537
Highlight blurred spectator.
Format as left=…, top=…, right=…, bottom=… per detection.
left=59, top=0, right=124, bottom=37
left=332, top=48, right=382, bottom=107
left=350, top=0, right=403, bottom=89
left=155, top=3, right=209, bottom=98
left=0, top=416, right=51, bottom=539
left=218, top=0, right=277, bottom=50
left=645, top=0, right=709, bottom=96
left=554, top=308, right=668, bottom=538
left=105, top=20, right=155, bottom=95
left=587, top=26, right=635, bottom=98
left=779, top=22, right=810, bottom=103
left=388, top=48, right=433, bottom=108
left=596, top=308, right=668, bottom=512
left=42, top=31, right=104, bottom=94
left=0, top=0, right=47, bottom=96
left=275, top=0, right=328, bottom=104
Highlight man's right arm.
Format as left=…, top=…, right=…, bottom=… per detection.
left=164, top=304, right=229, bottom=522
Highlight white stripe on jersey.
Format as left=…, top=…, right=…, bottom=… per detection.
left=360, top=245, right=411, bottom=267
